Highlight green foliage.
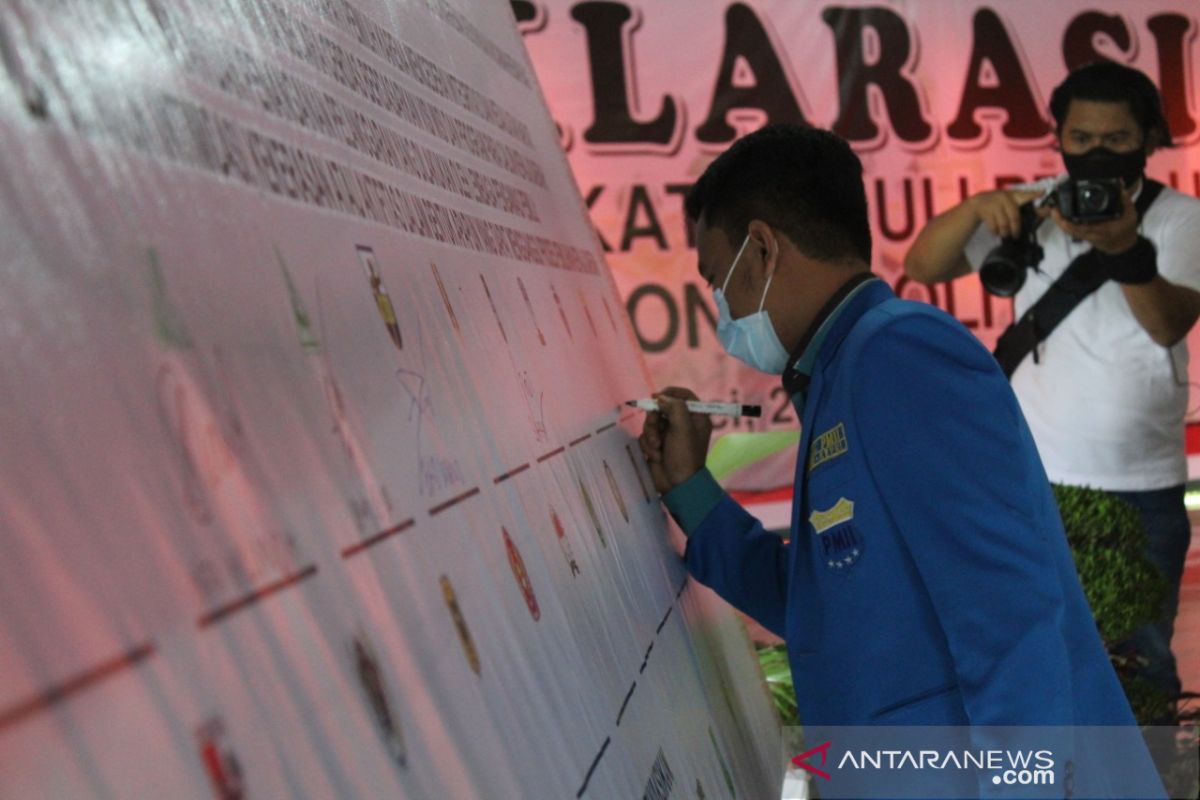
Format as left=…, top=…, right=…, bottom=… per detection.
left=1051, top=484, right=1165, bottom=643
left=756, top=644, right=800, bottom=728
left=1052, top=483, right=1171, bottom=724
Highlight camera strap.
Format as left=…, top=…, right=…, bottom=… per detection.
left=992, top=179, right=1164, bottom=379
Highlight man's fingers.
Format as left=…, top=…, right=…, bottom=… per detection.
left=655, top=394, right=692, bottom=428
left=1010, top=189, right=1044, bottom=206
left=998, top=202, right=1019, bottom=239
left=639, top=408, right=672, bottom=464
left=977, top=188, right=1042, bottom=238
left=658, top=385, right=699, bottom=402
left=982, top=200, right=1017, bottom=238
left=645, top=461, right=670, bottom=495
left=1004, top=188, right=1043, bottom=235
left=982, top=212, right=1005, bottom=238
left=1049, top=208, right=1086, bottom=241
left=641, top=442, right=661, bottom=465
left=644, top=409, right=661, bottom=436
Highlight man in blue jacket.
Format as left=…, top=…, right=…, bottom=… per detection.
left=639, top=124, right=1163, bottom=796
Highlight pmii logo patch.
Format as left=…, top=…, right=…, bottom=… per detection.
left=821, top=525, right=864, bottom=572
left=810, top=498, right=863, bottom=573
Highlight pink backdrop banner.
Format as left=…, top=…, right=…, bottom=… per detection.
left=519, top=0, right=1200, bottom=489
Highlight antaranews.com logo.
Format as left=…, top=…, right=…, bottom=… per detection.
left=780, top=726, right=1189, bottom=799
left=791, top=741, right=1056, bottom=785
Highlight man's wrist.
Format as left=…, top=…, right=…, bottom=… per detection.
left=662, top=468, right=725, bottom=536
left=1093, top=230, right=1140, bottom=256
left=1096, top=235, right=1157, bottom=284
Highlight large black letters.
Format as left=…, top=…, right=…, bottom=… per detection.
left=948, top=9, right=1050, bottom=143
left=823, top=7, right=932, bottom=146
left=695, top=3, right=807, bottom=144
left=571, top=2, right=679, bottom=147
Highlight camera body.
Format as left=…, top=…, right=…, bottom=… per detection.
left=1043, top=177, right=1124, bottom=223
left=979, top=178, right=1127, bottom=297
left=980, top=202, right=1045, bottom=297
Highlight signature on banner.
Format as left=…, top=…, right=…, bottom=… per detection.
left=397, top=367, right=466, bottom=497
left=518, top=369, right=549, bottom=443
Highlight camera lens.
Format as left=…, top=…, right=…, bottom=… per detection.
left=979, top=201, right=1044, bottom=297
left=1076, top=184, right=1107, bottom=214
left=1058, top=178, right=1122, bottom=222
left=980, top=247, right=1028, bottom=297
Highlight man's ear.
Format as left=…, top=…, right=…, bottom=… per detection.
left=746, top=219, right=779, bottom=280
left=1145, top=126, right=1165, bottom=155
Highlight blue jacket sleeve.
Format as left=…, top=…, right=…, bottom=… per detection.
left=664, top=468, right=790, bottom=637
left=851, top=311, right=1074, bottom=726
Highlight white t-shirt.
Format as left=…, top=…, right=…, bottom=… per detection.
left=965, top=178, right=1200, bottom=491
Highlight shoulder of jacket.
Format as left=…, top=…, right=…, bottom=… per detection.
left=852, top=297, right=957, bottom=339
left=839, top=298, right=985, bottom=374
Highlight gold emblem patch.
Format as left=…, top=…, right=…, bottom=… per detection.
left=809, top=497, right=855, bottom=535
left=809, top=422, right=848, bottom=471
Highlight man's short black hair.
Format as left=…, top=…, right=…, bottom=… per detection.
left=684, top=124, right=872, bottom=265
left=1049, top=61, right=1173, bottom=149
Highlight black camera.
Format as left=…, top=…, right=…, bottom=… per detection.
left=980, top=202, right=1044, bottom=297
left=1043, top=177, right=1124, bottom=223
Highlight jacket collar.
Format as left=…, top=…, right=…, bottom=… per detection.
left=782, top=273, right=890, bottom=402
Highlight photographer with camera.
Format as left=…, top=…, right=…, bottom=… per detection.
left=905, top=62, right=1200, bottom=704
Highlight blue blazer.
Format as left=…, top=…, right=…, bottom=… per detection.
left=670, top=281, right=1160, bottom=794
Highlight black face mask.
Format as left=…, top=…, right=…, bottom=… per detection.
left=1061, top=146, right=1146, bottom=187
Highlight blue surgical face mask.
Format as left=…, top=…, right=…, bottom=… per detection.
left=712, top=234, right=790, bottom=374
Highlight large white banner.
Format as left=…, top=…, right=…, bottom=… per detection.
left=0, top=1, right=781, bottom=797
left=519, top=0, right=1200, bottom=490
